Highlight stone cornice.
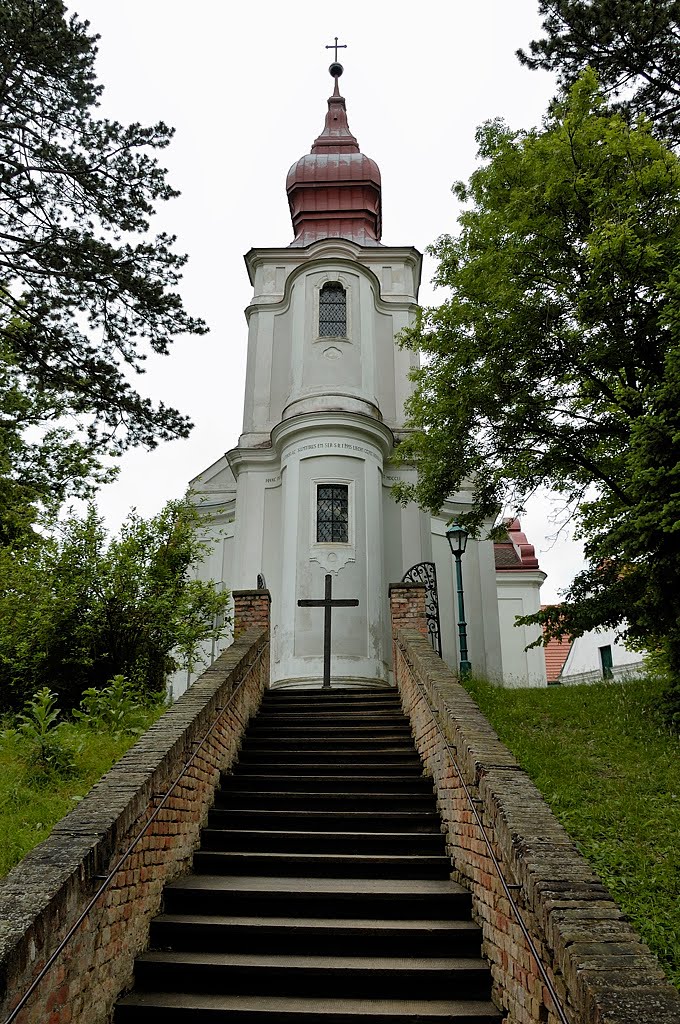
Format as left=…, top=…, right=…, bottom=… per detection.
left=496, top=569, right=547, bottom=585
left=226, top=442, right=279, bottom=477
left=272, top=410, right=395, bottom=460
left=244, top=241, right=422, bottom=307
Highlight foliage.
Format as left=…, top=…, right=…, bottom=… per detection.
left=518, top=0, right=680, bottom=145
left=0, top=1, right=207, bottom=529
left=0, top=332, right=112, bottom=546
left=395, top=71, right=680, bottom=706
left=0, top=498, right=230, bottom=713
left=0, top=700, right=163, bottom=877
left=73, top=675, right=159, bottom=736
left=5, top=687, right=76, bottom=777
left=464, top=674, right=680, bottom=988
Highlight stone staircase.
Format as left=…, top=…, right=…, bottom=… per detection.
left=114, top=687, right=502, bottom=1022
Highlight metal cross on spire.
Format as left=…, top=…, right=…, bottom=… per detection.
left=325, top=36, right=347, bottom=63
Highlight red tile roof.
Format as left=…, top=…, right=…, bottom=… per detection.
left=540, top=606, right=572, bottom=682
left=494, top=518, right=540, bottom=572
left=543, top=633, right=572, bottom=682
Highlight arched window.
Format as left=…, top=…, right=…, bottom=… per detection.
left=319, top=282, right=346, bottom=337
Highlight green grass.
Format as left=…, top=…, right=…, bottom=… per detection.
left=463, top=674, right=680, bottom=989
left=0, top=714, right=161, bottom=878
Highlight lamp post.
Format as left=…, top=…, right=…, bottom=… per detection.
left=446, top=523, right=472, bottom=678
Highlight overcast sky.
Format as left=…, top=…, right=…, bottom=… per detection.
left=67, top=0, right=586, bottom=601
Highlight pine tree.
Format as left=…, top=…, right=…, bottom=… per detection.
left=518, top=1, right=680, bottom=144
left=0, top=1, right=207, bottom=525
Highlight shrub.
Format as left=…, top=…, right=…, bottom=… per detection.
left=7, top=688, right=76, bottom=778
left=0, top=498, right=230, bottom=713
left=73, top=675, right=164, bottom=736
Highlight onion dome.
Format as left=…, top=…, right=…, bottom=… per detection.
left=286, top=64, right=382, bottom=246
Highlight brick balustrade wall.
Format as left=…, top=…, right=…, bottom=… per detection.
left=391, top=626, right=680, bottom=1024
left=0, top=619, right=270, bottom=1024
left=388, top=582, right=428, bottom=666
left=233, top=590, right=271, bottom=636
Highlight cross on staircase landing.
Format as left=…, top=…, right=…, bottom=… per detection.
left=114, top=687, right=502, bottom=1022
left=297, top=574, right=359, bottom=689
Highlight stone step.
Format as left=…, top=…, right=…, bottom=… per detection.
left=207, top=808, right=442, bottom=833
left=162, top=874, right=472, bottom=920
left=235, top=750, right=422, bottom=766
left=261, top=689, right=398, bottom=701
left=256, top=706, right=404, bottom=717
left=248, top=723, right=412, bottom=735
left=192, top=850, right=452, bottom=879
left=220, top=774, right=433, bottom=793
left=114, top=991, right=502, bottom=1022
left=215, top=791, right=435, bottom=812
left=132, top=951, right=491, bottom=999
left=248, top=724, right=413, bottom=741
left=231, top=761, right=424, bottom=776
left=250, top=712, right=405, bottom=729
left=243, top=737, right=417, bottom=751
left=199, top=828, right=446, bottom=856
left=149, top=913, right=484, bottom=957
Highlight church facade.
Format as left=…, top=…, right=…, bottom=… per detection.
left=179, top=65, right=546, bottom=692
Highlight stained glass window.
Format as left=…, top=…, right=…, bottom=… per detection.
left=317, top=484, right=349, bottom=543
left=319, top=282, right=347, bottom=337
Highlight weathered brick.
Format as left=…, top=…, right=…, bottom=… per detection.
left=392, top=625, right=680, bottom=1024
left=0, top=614, right=270, bottom=1024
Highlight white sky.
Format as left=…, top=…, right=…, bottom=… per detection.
left=68, top=0, right=586, bottom=602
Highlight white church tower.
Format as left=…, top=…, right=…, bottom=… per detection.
left=185, top=60, right=542, bottom=690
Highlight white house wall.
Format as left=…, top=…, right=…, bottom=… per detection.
left=560, top=627, right=646, bottom=684
left=496, top=572, right=547, bottom=687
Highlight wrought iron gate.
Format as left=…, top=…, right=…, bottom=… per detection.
left=401, top=561, right=442, bottom=657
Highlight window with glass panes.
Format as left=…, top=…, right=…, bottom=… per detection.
left=316, top=485, right=349, bottom=543
left=319, top=282, right=346, bottom=336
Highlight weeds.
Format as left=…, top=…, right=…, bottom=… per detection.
left=73, top=674, right=159, bottom=736
left=4, top=688, right=77, bottom=777
left=0, top=682, right=166, bottom=877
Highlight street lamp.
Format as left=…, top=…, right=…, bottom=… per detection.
left=446, top=524, right=472, bottom=677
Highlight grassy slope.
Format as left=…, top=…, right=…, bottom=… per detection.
left=464, top=675, right=680, bottom=988
left=0, top=717, right=160, bottom=877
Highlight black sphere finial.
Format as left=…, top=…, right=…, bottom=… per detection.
left=329, top=62, right=344, bottom=78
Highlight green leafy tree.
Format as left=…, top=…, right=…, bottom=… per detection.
left=395, top=71, right=680, bottom=711
left=0, top=1, right=206, bottom=528
left=0, top=329, right=113, bottom=546
left=518, top=1, right=680, bottom=144
left=0, top=499, right=229, bottom=712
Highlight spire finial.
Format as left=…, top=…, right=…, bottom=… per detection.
left=325, top=36, right=346, bottom=83
left=325, top=35, right=347, bottom=64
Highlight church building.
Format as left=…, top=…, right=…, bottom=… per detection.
left=179, top=62, right=546, bottom=692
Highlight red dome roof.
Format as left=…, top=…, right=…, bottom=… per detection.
left=286, top=74, right=382, bottom=247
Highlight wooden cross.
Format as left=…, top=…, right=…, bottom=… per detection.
left=298, top=574, right=359, bottom=689
left=325, top=36, right=347, bottom=63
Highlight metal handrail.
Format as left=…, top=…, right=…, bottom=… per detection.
left=396, top=640, right=570, bottom=1024
left=4, top=639, right=269, bottom=1024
